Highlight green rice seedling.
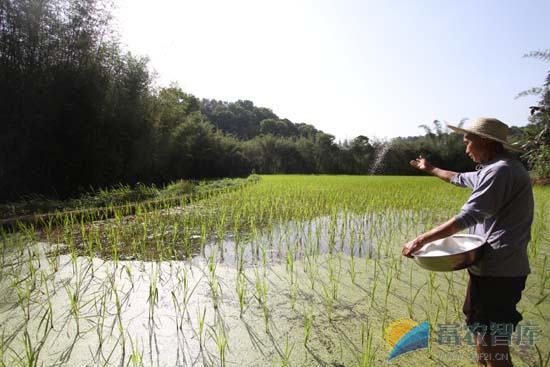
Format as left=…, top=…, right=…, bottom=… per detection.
left=289, top=281, right=298, bottom=310
left=147, top=267, right=159, bottom=323
left=304, top=254, right=318, bottom=290
left=271, top=230, right=281, bottom=261
left=529, top=198, right=547, bottom=257
left=26, top=248, right=39, bottom=286
left=433, top=303, right=441, bottom=332
left=119, top=325, right=127, bottom=366
left=395, top=251, right=403, bottom=280
left=63, top=283, right=81, bottom=335
left=237, top=242, right=246, bottom=275
left=0, top=232, right=8, bottom=276
left=217, top=205, right=227, bottom=236
left=349, top=253, right=357, bottom=284
left=252, top=266, right=270, bottom=331
left=328, top=212, right=337, bottom=254
left=360, top=321, right=367, bottom=347
left=314, top=222, right=322, bottom=254
left=381, top=265, right=394, bottom=330
left=261, top=238, right=268, bottom=269
left=19, top=222, right=37, bottom=245
left=357, top=225, right=365, bottom=258
left=262, top=302, right=270, bottom=333
left=203, top=215, right=214, bottom=252
left=407, top=264, right=414, bottom=318
left=182, top=225, right=192, bottom=260
left=15, top=276, right=32, bottom=322
left=141, top=213, right=149, bottom=243
left=208, top=249, right=221, bottom=307
left=363, top=246, right=370, bottom=273
left=428, top=271, right=436, bottom=306
left=253, top=267, right=266, bottom=306
left=42, top=216, right=54, bottom=242
left=124, top=263, right=135, bottom=289
left=327, top=255, right=339, bottom=300
left=78, top=217, right=90, bottom=255
left=339, top=209, right=348, bottom=252
left=104, top=270, right=126, bottom=363
left=236, top=271, right=247, bottom=317
left=171, top=290, right=183, bottom=330
left=232, top=210, right=242, bottom=244
left=369, top=261, right=379, bottom=308
left=286, top=245, right=295, bottom=286
left=23, top=328, right=42, bottom=367
left=89, top=224, right=102, bottom=259
left=360, top=322, right=375, bottom=367
left=183, top=270, right=200, bottom=320
left=151, top=224, right=163, bottom=260
left=40, top=272, right=54, bottom=330
left=303, top=308, right=314, bottom=347
left=197, top=306, right=206, bottom=350
left=208, top=318, right=228, bottom=366
left=0, top=330, right=5, bottom=367
left=534, top=344, right=550, bottom=367
left=128, top=333, right=145, bottom=367
left=406, top=269, right=425, bottom=320
left=169, top=222, right=179, bottom=255
left=62, top=212, right=75, bottom=234
left=108, top=227, right=120, bottom=263
left=441, top=272, right=455, bottom=322
left=540, top=255, right=548, bottom=295
left=321, top=282, right=334, bottom=323
left=94, top=290, right=108, bottom=350
left=281, top=335, right=294, bottom=367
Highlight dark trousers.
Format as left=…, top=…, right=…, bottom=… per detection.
left=463, top=271, right=527, bottom=333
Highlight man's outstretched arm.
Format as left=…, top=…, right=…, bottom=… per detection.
left=410, top=157, right=457, bottom=182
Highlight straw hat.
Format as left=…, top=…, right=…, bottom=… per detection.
left=447, top=117, right=523, bottom=152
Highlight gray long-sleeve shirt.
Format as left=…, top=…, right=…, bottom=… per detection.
left=450, top=154, right=533, bottom=277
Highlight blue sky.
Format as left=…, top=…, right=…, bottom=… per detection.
left=114, top=0, right=549, bottom=141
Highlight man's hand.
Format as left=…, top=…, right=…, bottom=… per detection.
left=409, top=156, right=433, bottom=173
left=402, top=218, right=462, bottom=258
left=402, top=238, right=424, bottom=258
left=410, top=156, right=458, bottom=182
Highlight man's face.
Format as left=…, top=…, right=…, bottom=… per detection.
left=463, top=133, right=486, bottom=163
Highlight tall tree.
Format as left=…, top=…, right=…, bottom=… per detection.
left=516, top=50, right=550, bottom=178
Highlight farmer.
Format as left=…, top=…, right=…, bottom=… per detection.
left=402, top=117, right=533, bottom=367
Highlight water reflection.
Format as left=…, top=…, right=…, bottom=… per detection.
left=203, top=212, right=379, bottom=266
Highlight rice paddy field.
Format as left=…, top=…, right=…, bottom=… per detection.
left=0, top=175, right=549, bottom=367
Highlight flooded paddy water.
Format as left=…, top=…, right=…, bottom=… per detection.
left=1, top=176, right=549, bottom=366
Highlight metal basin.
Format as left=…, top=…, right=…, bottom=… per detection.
left=413, top=234, right=486, bottom=272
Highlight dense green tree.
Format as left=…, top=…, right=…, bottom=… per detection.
left=0, top=0, right=148, bottom=198
left=0, top=0, right=253, bottom=201
left=314, top=133, right=339, bottom=173
left=516, top=50, right=550, bottom=178
left=349, top=135, right=375, bottom=172
left=200, top=99, right=276, bottom=139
